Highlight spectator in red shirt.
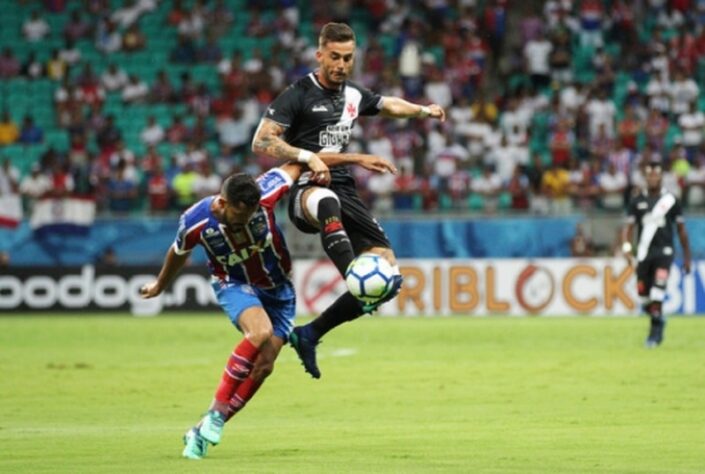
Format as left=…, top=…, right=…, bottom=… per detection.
left=549, top=119, right=574, bottom=166
left=617, top=106, right=642, bottom=151
left=166, top=115, right=189, bottom=143
left=147, top=163, right=171, bottom=213
left=0, top=48, right=21, bottom=78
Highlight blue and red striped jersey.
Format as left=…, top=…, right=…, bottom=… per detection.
left=172, top=168, right=293, bottom=288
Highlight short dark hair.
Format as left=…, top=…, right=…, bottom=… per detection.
left=319, top=22, right=355, bottom=47
left=221, top=173, right=260, bottom=208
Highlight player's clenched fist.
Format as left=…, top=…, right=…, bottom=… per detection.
left=140, top=281, right=162, bottom=299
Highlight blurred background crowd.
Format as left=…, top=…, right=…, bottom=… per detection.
left=2, top=0, right=705, bottom=217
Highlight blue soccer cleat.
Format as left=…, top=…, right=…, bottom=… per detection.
left=289, top=325, right=321, bottom=379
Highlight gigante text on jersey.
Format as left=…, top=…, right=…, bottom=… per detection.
left=318, top=123, right=353, bottom=148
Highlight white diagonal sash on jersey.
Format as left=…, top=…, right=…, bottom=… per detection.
left=318, top=85, right=361, bottom=153
left=637, top=193, right=675, bottom=261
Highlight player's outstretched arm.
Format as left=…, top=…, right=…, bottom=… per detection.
left=677, top=222, right=692, bottom=274
left=252, top=118, right=330, bottom=184
left=379, top=96, right=446, bottom=122
left=318, top=153, right=397, bottom=174
left=140, top=247, right=190, bottom=298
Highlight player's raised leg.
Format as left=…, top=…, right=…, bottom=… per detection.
left=291, top=246, right=402, bottom=379
left=300, top=187, right=356, bottom=276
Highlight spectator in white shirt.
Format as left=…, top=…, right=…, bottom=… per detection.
left=367, top=126, right=394, bottom=164
left=486, top=134, right=530, bottom=183
left=23, top=11, right=50, bottom=42
left=217, top=51, right=242, bottom=76
left=19, top=164, right=51, bottom=211
left=0, top=159, right=20, bottom=196
left=472, top=164, right=503, bottom=213
left=585, top=88, right=617, bottom=138
left=101, top=63, right=129, bottom=92
left=434, top=132, right=470, bottom=179
left=367, top=170, right=396, bottom=215
left=448, top=96, right=474, bottom=130
left=192, top=162, right=222, bottom=200
left=669, top=68, right=699, bottom=117
left=122, top=75, right=149, bottom=104
left=678, top=101, right=705, bottom=161
left=500, top=98, right=531, bottom=146
left=59, top=39, right=82, bottom=65
left=645, top=75, right=671, bottom=114
left=524, top=29, right=553, bottom=90
left=424, top=67, right=453, bottom=109
left=215, top=107, right=250, bottom=153
left=96, top=19, right=122, bottom=54
left=140, top=116, right=165, bottom=146
left=598, top=162, right=627, bottom=210
left=111, top=0, right=143, bottom=28
left=560, top=81, right=587, bottom=115
left=178, top=8, right=205, bottom=40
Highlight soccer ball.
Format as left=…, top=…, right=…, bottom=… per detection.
left=345, top=253, right=395, bottom=304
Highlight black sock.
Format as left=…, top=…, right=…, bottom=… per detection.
left=648, top=301, right=663, bottom=321
left=317, top=197, right=355, bottom=276
left=309, top=292, right=364, bottom=340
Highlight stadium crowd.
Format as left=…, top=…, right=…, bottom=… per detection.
left=2, top=0, right=705, bottom=216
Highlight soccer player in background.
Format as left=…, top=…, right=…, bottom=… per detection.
left=252, top=22, right=446, bottom=379
left=622, top=160, right=691, bottom=347
left=140, top=155, right=394, bottom=459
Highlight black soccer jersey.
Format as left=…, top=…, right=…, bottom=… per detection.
left=259, top=72, right=383, bottom=183
left=626, top=188, right=684, bottom=262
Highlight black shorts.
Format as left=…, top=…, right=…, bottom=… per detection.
left=636, top=256, right=673, bottom=296
left=288, top=179, right=392, bottom=254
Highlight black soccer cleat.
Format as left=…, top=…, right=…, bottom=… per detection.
left=645, top=317, right=666, bottom=348
left=289, top=325, right=321, bottom=379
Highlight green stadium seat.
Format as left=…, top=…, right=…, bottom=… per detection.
left=468, top=194, right=485, bottom=211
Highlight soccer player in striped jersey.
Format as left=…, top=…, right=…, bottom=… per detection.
left=140, top=156, right=394, bottom=459
left=622, top=161, right=691, bottom=347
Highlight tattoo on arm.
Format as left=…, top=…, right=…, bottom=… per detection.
left=252, top=119, right=301, bottom=160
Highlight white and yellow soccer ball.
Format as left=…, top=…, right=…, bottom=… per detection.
left=344, top=253, right=395, bottom=304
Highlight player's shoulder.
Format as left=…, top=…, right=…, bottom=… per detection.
left=180, top=196, right=215, bottom=225
left=286, top=75, right=317, bottom=94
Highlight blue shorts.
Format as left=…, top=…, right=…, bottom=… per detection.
left=211, top=280, right=296, bottom=341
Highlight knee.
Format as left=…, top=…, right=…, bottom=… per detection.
left=247, top=327, right=273, bottom=347
left=364, top=247, right=398, bottom=268
left=304, top=188, right=339, bottom=220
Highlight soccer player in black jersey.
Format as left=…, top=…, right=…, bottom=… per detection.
left=252, top=22, right=446, bottom=378
left=622, top=161, right=691, bottom=347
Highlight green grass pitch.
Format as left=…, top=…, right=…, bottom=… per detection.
left=1, top=314, right=704, bottom=473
